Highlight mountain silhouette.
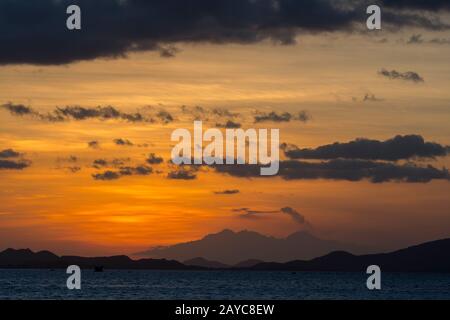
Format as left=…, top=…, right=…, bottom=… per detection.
left=135, top=229, right=364, bottom=264
left=0, top=249, right=198, bottom=270
left=0, top=238, right=449, bottom=272
left=249, top=238, right=450, bottom=272
left=184, top=257, right=230, bottom=269
left=0, top=248, right=60, bottom=267
left=233, top=259, right=264, bottom=268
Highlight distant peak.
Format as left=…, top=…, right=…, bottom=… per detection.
left=205, top=229, right=236, bottom=238
left=286, top=231, right=315, bottom=240
left=321, top=251, right=355, bottom=259
left=219, top=229, right=235, bottom=235
left=202, top=229, right=236, bottom=240
left=2, top=248, right=34, bottom=254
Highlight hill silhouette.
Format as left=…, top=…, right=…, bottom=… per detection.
left=0, top=249, right=198, bottom=270
left=135, top=229, right=365, bottom=264
left=1, top=238, right=448, bottom=272
left=183, top=257, right=230, bottom=269
left=249, top=238, right=450, bottom=272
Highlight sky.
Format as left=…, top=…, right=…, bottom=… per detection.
left=0, top=0, right=449, bottom=256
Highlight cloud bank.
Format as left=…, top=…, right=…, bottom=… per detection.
left=215, top=159, right=450, bottom=183
left=1, top=0, right=449, bottom=65
left=281, top=135, right=448, bottom=161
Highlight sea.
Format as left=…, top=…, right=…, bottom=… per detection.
left=0, top=269, right=449, bottom=300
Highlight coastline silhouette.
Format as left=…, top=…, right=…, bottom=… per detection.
left=1, top=237, right=449, bottom=272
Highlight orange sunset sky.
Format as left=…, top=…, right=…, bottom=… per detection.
left=1, top=1, right=449, bottom=256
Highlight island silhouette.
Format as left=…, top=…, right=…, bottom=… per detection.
left=1, top=236, right=449, bottom=272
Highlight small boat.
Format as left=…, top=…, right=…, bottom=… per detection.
left=94, top=266, right=104, bottom=272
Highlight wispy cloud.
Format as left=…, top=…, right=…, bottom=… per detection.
left=378, top=69, right=424, bottom=83
left=254, top=111, right=311, bottom=123
left=214, top=189, right=240, bottom=195
left=233, top=206, right=308, bottom=226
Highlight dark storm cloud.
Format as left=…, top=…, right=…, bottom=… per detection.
left=0, top=149, right=21, bottom=158
left=215, top=189, right=240, bottom=195
left=382, top=0, right=450, bottom=10
left=281, top=135, right=448, bottom=161
left=378, top=69, right=425, bottom=83
left=280, top=207, right=306, bottom=225
left=1, top=0, right=448, bottom=65
left=254, top=111, right=311, bottom=123
left=214, top=159, right=450, bottom=183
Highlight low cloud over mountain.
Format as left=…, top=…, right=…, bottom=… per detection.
left=135, top=229, right=364, bottom=264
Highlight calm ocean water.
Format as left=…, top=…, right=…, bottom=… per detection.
left=0, top=269, right=449, bottom=300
